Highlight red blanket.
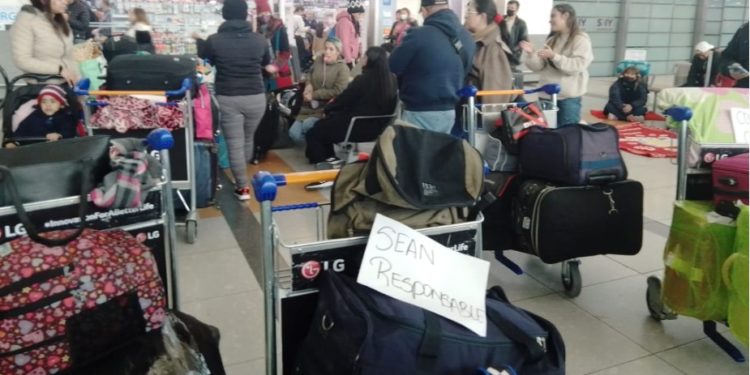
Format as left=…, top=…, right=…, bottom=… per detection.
left=617, top=122, right=677, bottom=158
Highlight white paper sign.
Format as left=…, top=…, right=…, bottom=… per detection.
left=730, top=108, right=750, bottom=144
left=357, top=214, right=490, bottom=336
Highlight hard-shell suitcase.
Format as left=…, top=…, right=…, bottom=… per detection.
left=513, top=179, right=643, bottom=263
left=106, top=54, right=197, bottom=94
left=712, top=153, right=749, bottom=209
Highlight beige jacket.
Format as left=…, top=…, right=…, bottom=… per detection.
left=469, top=23, right=514, bottom=104
left=11, top=6, right=76, bottom=76
left=523, top=32, right=593, bottom=99
left=296, top=58, right=350, bottom=121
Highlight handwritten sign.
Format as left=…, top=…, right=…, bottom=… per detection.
left=731, top=108, right=750, bottom=144
left=357, top=214, right=490, bottom=336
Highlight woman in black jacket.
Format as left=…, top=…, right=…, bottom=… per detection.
left=305, top=46, right=397, bottom=164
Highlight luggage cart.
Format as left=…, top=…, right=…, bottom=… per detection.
left=75, top=78, right=200, bottom=244
left=458, top=84, right=583, bottom=298
left=252, top=170, right=485, bottom=375
left=0, top=128, right=180, bottom=309
left=645, top=107, right=746, bottom=362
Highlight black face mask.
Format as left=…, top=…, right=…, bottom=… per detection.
left=623, top=78, right=637, bottom=87
left=507, top=10, right=516, bottom=17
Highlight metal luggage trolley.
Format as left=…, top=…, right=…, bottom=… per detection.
left=0, top=128, right=180, bottom=309
left=251, top=170, right=485, bottom=375
left=76, top=78, right=200, bottom=244
left=458, top=84, right=583, bottom=297
left=645, top=107, right=746, bottom=362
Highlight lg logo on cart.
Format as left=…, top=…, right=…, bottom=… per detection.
left=1, top=224, right=27, bottom=240
left=300, top=259, right=346, bottom=280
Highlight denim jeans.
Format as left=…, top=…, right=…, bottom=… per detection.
left=289, top=117, right=320, bottom=143
left=402, top=110, right=456, bottom=134
left=556, top=97, right=583, bottom=126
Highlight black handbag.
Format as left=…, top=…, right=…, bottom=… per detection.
left=0, top=136, right=111, bottom=207
left=495, top=102, right=547, bottom=155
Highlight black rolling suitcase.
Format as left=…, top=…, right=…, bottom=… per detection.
left=512, top=179, right=644, bottom=264
left=481, top=172, right=522, bottom=251
left=106, top=54, right=197, bottom=94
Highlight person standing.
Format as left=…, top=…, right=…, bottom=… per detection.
left=719, top=22, right=749, bottom=88
left=11, top=0, right=79, bottom=85
left=311, top=23, right=327, bottom=57
left=388, top=8, right=418, bottom=48
left=66, top=0, right=91, bottom=43
left=125, top=8, right=152, bottom=38
left=464, top=0, right=514, bottom=104
left=520, top=4, right=593, bottom=126
left=388, top=0, right=475, bottom=133
left=499, top=0, right=527, bottom=67
left=194, top=0, right=278, bottom=201
left=336, top=0, right=365, bottom=69
left=256, top=0, right=293, bottom=91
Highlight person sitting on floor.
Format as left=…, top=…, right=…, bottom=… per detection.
left=7, top=85, right=77, bottom=147
left=305, top=46, right=397, bottom=164
left=683, top=41, right=721, bottom=87
left=603, top=66, right=648, bottom=122
left=289, top=37, right=350, bottom=143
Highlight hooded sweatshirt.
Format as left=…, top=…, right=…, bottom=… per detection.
left=196, top=20, right=271, bottom=96
left=388, top=9, right=475, bottom=111
left=11, top=5, right=76, bottom=76
left=335, top=10, right=360, bottom=65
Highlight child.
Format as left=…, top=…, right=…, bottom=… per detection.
left=12, top=85, right=77, bottom=143
left=603, top=66, right=648, bottom=122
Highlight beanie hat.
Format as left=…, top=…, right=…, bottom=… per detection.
left=347, top=0, right=365, bottom=14
left=254, top=0, right=271, bottom=14
left=420, top=0, right=448, bottom=7
left=222, top=0, right=249, bottom=20
left=695, top=41, right=715, bottom=54
left=38, top=85, right=68, bottom=107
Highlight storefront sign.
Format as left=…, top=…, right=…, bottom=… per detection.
left=358, top=214, right=490, bottom=337
left=578, top=17, right=616, bottom=32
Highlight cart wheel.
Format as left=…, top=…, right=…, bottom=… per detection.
left=646, top=276, right=678, bottom=321
left=186, top=220, right=197, bottom=244
left=561, top=260, right=582, bottom=298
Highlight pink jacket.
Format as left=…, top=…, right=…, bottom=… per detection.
left=335, top=10, right=360, bottom=65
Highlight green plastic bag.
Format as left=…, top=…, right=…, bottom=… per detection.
left=662, top=201, right=736, bottom=321
left=725, top=205, right=748, bottom=347
left=79, top=58, right=105, bottom=91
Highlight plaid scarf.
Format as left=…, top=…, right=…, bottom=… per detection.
left=91, top=138, right=161, bottom=208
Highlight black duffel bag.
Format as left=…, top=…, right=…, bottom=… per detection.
left=295, top=271, right=565, bottom=375
left=0, top=136, right=111, bottom=207
left=106, top=54, right=197, bottom=95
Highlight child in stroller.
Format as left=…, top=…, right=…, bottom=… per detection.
left=4, top=85, right=78, bottom=148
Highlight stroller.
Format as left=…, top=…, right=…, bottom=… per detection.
left=2, top=74, right=82, bottom=147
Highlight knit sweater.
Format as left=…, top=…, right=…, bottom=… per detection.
left=522, top=32, right=593, bottom=100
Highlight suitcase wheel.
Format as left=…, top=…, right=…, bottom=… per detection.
left=561, top=260, right=582, bottom=298
left=646, top=276, right=677, bottom=321
left=186, top=219, right=198, bottom=244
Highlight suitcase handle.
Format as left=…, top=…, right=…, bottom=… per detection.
left=719, top=177, right=738, bottom=187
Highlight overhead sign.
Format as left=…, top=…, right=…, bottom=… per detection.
left=357, top=214, right=490, bottom=336
left=578, top=17, right=616, bottom=32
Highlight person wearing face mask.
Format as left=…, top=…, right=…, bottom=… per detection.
left=498, top=0, right=527, bottom=67
left=388, top=8, right=418, bottom=48
left=289, top=38, right=350, bottom=143
left=464, top=0, right=514, bottom=104
left=603, top=66, right=648, bottom=122
left=519, top=4, right=593, bottom=126
left=336, top=0, right=365, bottom=69
left=11, top=0, right=80, bottom=86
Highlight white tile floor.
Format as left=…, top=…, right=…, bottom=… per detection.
left=171, top=77, right=749, bottom=374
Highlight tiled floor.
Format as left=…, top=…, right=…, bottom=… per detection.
left=172, top=76, right=749, bottom=374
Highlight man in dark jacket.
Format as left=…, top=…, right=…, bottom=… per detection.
left=603, top=66, right=649, bottom=122
left=499, top=0, right=528, bottom=67
left=194, top=0, right=277, bottom=200
left=720, top=22, right=749, bottom=88
left=66, top=0, right=91, bottom=43
left=388, top=0, right=475, bottom=134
